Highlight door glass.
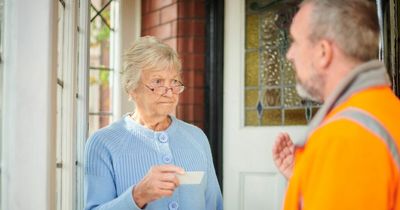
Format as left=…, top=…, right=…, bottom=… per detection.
left=245, top=0, right=318, bottom=126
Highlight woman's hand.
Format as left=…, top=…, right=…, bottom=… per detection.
left=132, top=165, right=185, bottom=208
left=272, top=132, right=295, bottom=180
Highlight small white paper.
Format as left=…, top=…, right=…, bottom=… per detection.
left=176, top=171, right=204, bottom=185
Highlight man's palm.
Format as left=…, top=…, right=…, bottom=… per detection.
left=272, top=132, right=295, bottom=179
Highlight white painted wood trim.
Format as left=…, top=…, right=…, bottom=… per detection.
left=60, top=0, right=78, bottom=209
left=76, top=0, right=90, bottom=209
left=117, top=0, right=141, bottom=116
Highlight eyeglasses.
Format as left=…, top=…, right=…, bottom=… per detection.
left=144, top=83, right=185, bottom=95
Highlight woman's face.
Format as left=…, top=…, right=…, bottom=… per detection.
left=131, top=68, right=182, bottom=119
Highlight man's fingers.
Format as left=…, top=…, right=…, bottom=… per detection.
left=282, top=155, right=293, bottom=166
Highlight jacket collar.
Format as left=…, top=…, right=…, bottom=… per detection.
left=295, top=60, right=391, bottom=147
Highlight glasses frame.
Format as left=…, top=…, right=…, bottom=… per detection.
left=144, top=81, right=185, bottom=96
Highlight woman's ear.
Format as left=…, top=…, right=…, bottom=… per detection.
left=129, top=89, right=137, bottom=101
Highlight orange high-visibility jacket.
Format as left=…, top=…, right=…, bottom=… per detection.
left=283, top=60, right=400, bottom=210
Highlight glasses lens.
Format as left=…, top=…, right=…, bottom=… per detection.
left=172, top=86, right=184, bottom=94
left=151, top=86, right=185, bottom=95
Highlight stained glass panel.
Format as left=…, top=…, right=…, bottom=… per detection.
left=261, top=109, right=282, bottom=125
left=246, top=15, right=259, bottom=49
left=245, top=0, right=319, bottom=126
left=263, top=88, right=281, bottom=107
left=245, top=51, right=259, bottom=87
left=246, top=110, right=259, bottom=126
left=245, top=89, right=259, bottom=107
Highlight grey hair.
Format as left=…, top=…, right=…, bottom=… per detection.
left=121, top=36, right=182, bottom=94
left=301, top=0, right=379, bottom=61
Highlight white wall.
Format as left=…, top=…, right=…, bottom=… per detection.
left=1, top=0, right=57, bottom=209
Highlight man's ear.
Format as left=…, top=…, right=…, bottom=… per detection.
left=317, top=39, right=333, bottom=69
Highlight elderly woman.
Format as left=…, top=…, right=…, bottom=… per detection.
left=84, top=36, right=223, bottom=210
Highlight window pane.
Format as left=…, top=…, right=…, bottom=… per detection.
left=89, top=0, right=115, bottom=135
left=89, top=69, right=113, bottom=115
left=245, top=0, right=318, bottom=126
left=88, top=114, right=112, bottom=136
left=90, top=0, right=113, bottom=68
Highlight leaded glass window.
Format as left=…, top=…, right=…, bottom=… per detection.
left=89, top=0, right=115, bottom=135
left=245, top=0, right=318, bottom=126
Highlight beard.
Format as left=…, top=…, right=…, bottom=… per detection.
left=296, top=83, right=322, bottom=102
left=295, top=70, right=325, bottom=103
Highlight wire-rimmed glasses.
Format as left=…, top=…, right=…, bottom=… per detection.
left=144, top=82, right=185, bottom=95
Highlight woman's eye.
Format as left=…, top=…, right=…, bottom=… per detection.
left=152, top=79, right=163, bottom=86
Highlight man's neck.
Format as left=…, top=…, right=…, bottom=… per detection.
left=322, top=57, right=363, bottom=101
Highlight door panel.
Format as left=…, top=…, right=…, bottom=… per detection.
left=223, top=0, right=305, bottom=209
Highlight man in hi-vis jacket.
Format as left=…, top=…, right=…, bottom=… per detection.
left=272, top=0, right=400, bottom=209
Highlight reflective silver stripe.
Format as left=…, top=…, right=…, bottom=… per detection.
left=328, top=107, right=400, bottom=170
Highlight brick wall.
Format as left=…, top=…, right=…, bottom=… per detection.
left=142, top=0, right=206, bottom=129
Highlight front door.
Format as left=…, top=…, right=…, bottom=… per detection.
left=223, top=0, right=313, bottom=209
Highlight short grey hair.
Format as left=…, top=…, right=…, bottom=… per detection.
left=301, top=0, right=379, bottom=61
left=121, top=36, right=182, bottom=94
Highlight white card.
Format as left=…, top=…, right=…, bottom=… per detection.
left=176, top=171, right=204, bottom=185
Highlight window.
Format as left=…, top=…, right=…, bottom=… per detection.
left=55, top=0, right=121, bottom=209
left=89, top=0, right=117, bottom=135
left=55, top=0, right=90, bottom=209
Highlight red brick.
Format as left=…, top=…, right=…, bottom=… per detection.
left=194, top=54, right=204, bottom=70
left=141, top=28, right=150, bottom=36
left=177, top=37, right=194, bottom=53
left=176, top=105, right=182, bottom=118
left=142, top=0, right=151, bottom=13
left=142, top=11, right=160, bottom=30
left=177, top=1, right=195, bottom=18
left=147, top=23, right=172, bottom=40
left=181, top=54, right=195, bottom=70
left=193, top=104, right=204, bottom=121
left=186, top=105, right=195, bottom=122
left=177, top=104, right=194, bottom=122
left=181, top=70, right=195, bottom=87
left=194, top=70, right=204, bottom=87
left=180, top=86, right=194, bottom=104
left=177, top=20, right=205, bottom=37
left=177, top=19, right=191, bottom=36
left=171, top=20, right=178, bottom=37
left=194, top=88, right=204, bottom=104
left=194, top=20, right=205, bottom=36
left=164, top=37, right=177, bottom=50
left=151, top=0, right=174, bottom=11
left=195, top=1, right=206, bottom=18
left=161, top=3, right=178, bottom=23
left=193, top=38, right=205, bottom=53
